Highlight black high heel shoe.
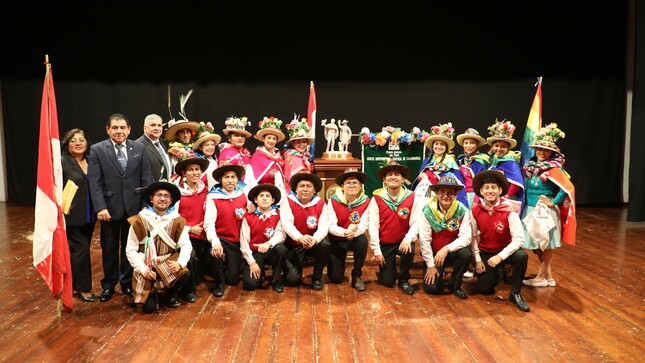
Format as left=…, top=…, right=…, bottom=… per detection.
left=79, top=291, right=97, bottom=302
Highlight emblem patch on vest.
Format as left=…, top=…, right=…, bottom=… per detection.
left=307, top=216, right=318, bottom=229
left=446, top=217, right=460, bottom=232
left=349, top=211, right=361, bottom=224
left=494, top=220, right=505, bottom=233
left=397, top=207, right=410, bottom=220
left=264, top=227, right=275, bottom=239
left=235, top=208, right=245, bottom=220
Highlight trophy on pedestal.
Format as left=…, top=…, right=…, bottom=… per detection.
left=321, top=118, right=354, bottom=160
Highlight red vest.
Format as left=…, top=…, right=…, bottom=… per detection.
left=285, top=198, right=325, bottom=245
left=178, top=190, right=207, bottom=240
left=472, top=204, right=512, bottom=253
left=212, top=194, right=248, bottom=243
left=431, top=223, right=461, bottom=252
left=245, top=212, right=281, bottom=252
left=374, top=193, right=415, bottom=244
left=329, top=198, right=370, bottom=242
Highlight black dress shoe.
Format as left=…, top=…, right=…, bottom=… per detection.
left=273, top=281, right=284, bottom=293
left=122, top=287, right=133, bottom=297
left=183, top=292, right=197, bottom=303
left=453, top=288, right=468, bottom=299
left=79, top=291, right=97, bottom=302
left=352, top=276, right=366, bottom=292
left=166, top=295, right=181, bottom=308
left=99, top=289, right=115, bottom=302
left=212, top=284, right=225, bottom=297
left=398, top=281, right=414, bottom=295
left=509, top=292, right=530, bottom=312
left=312, top=279, right=323, bottom=291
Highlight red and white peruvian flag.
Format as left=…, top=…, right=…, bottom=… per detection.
left=307, top=81, right=317, bottom=160
left=33, top=58, right=73, bottom=311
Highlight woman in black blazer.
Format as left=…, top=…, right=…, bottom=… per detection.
left=62, top=129, right=97, bottom=302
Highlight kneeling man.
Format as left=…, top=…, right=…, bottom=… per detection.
left=126, top=181, right=192, bottom=313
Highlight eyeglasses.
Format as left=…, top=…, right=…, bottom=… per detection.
left=154, top=193, right=172, bottom=199
left=343, top=181, right=361, bottom=186
left=70, top=138, right=86, bottom=144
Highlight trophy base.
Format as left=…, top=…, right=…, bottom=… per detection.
left=321, top=151, right=353, bottom=160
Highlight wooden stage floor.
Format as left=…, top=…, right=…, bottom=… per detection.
left=0, top=203, right=643, bottom=362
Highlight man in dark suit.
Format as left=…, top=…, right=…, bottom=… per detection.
left=136, top=114, right=172, bottom=181
left=88, top=113, right=154, bottom=302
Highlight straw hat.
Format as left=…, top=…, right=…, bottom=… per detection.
left=255, top=116, right=285, bottom=142
left=192, top=122, right=222, bottom=150
left=486, top=118, right=517, bottom=148
left=285, top=116, right=314, bottom=146
left=425, top=122, right=456, bottom=150
left=142, top=181, right=181, bottom=207
left=222, top=116, right=252, bottom=138
left=456, top=128, right=487, bottom=147
left=528, top=123, right=565, bottom=156
left=165, top=119, right=200, bottom=142
left=472, top=170, right=510, bottom=198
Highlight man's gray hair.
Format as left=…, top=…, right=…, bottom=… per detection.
left=144, top=114, right=163, bottom=127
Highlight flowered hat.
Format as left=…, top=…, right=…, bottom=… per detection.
left=428, top=175, right=465, bottom=193
left=165, top=119, right=201, bottom=142
left=166, top=89, right=201, bottom=142
left=192, top=121, right=222, bottom=150
left=174, top=153, right=209, bottom=175
left=425, top=122, right=456, bottom=150
left=528, top=123, right=565, bottom=156
left=335, top=168, right=368, bottom=185
left=456, top=128, right=487, bottom=148
left=222, top=116, right=252, bottom=138
left=376, top=159, right=411, bottom=180
left=285, top=116, right=314, bottom=146
left=486, top=118, right=517, bottom=149
left=255, top=116, right=285, bottom=142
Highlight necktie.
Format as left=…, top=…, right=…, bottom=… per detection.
left=154, top=141, right=171, bottom=178
left=116, top=144, right=127, bottom=172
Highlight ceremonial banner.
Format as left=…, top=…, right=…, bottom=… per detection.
left=307, top=81, right=317, bottom=161
left=360, top=126, right=429, bottom=196
left=520, top=77, right=543, bottom=166
left=33, top=56, right=74, bottom=312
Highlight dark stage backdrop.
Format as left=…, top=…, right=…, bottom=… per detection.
left=2, top=78, right=625, bottom=206
left=0, top=1, right=630, bottom=209
left=628, top=0, right=645, bottom=221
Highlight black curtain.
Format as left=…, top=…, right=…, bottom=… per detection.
left=628, top=1, right=645, bottom=221
left=2, top=78, right=625, bottom=206
left=0, top=1, right=629, bottom=208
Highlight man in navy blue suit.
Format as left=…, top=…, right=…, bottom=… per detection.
left=89, top=114, right=154, bottom=302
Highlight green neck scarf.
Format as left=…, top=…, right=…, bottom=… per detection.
left=422, top=197, right=468, bottom=232
left=373, top=186, right=412, bottom=211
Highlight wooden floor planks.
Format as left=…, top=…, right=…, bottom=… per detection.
left=0, top=203, right=643, bottom=362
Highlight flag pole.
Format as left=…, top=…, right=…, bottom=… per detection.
left=307, top=81, right=317, bottom=161
left=44, top=54, right=63, bottom=317
left=36, top=54, right=74, bottom=313
left=520, top=76, right=543, bottom=166
left=537, top=76, right=543, bottom=129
